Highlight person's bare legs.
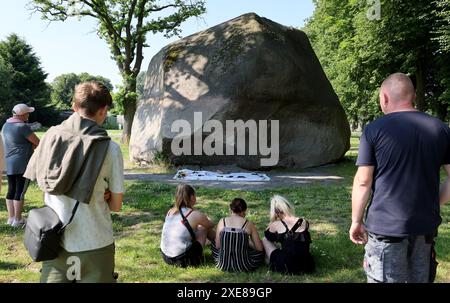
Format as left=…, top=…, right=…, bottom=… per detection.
left=196, top=226, right=208, bottom=246
left=13, top=200, right=24, bottom=221
left=207, top=228, right=216, bottom=242
left=262, top=238, right=278, bottom=265
left=6, top=199, right=15, bottom=224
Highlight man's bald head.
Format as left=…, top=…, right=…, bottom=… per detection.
left=379, top=73, right=416, bottom=114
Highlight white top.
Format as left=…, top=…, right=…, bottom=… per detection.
left=45, top=141, right=124, bottom=253
left=160, top=208, right=195, bottom=258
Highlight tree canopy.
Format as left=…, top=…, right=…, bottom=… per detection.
left=30, top=0, right=206, bottom=142
left=304, top=0, right=450, bottom=128
left=0, top=34, right=51, bottom=125
left=51, top=72, right=114, bottom=109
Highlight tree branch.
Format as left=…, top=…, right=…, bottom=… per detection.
left=146, top=4, right=178, bottom=14
left=131, top=0, right=149, bottom=75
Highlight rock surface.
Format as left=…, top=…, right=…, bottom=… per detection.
left=130, top=13, right=350, bottom=169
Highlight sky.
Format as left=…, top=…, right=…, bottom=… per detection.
left=0, top=0, right=315, bottom=89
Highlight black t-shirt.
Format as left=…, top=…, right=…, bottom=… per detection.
left=357, top=111, right=450, bottom=237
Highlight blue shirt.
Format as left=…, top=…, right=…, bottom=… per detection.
left=357, top=111, right=450, bottom=237
left=1, top=121, right=33, bottom=175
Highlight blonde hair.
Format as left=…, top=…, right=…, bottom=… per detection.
left=270, top=195, right=295, bottom=222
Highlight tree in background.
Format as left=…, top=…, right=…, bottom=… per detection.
left=50, top=73, right=81, bottom=110
left=0, top=57, right=13, bottom=125
left=112, top=70, right=146, bottom=118
left=51, top=72, right=114, bottom=109
left=304, top=0, right=450, bottom=128
left=0, top=34, right=53, bottom=125
left=435, top=0, right=450, bottom=52
left=30, top=0, right=206, bottom=143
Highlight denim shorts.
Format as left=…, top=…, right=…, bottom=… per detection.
left=364, top=232, right=434, bottom=283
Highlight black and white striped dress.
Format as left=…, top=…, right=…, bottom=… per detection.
left=211, top=219, right=264, bottom=272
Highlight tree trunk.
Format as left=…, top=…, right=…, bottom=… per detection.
left=121, top=76, right=137, bottom=144
left=415, top=65, right=426, bottom=112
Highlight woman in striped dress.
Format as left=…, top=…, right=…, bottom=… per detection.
left=211, top=198, right=265, bottom=272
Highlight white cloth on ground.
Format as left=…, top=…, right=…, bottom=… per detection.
left=173, top=169, right=270, bottom=182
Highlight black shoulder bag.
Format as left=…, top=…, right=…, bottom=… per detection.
left=24, top=201, right=80, bottom=262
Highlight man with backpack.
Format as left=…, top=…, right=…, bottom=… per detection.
left=24, top=82, right=124, bottom=283
left=350, top=73, right=450, bottom=283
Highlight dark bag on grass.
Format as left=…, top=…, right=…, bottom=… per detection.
left=24, top=201, right=79, bottom=262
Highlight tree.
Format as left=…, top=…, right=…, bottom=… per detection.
left=78, top=72, right=114, bottom=91
left=435, top=0, right=450, bottom=52
left=304, top=0, right=374, bottom=128
left=51, top=73, right=80, bottom=109
left=51, top=72, right=114, bottom=109
left=0, top=57, right=13, bottom=124
left=304, top=0, right=450, bottom=127
left=30, top=0, right=206, bottom=143
left=0, top=34, right=51, bottom=124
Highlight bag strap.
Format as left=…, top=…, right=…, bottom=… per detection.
left=179, top=208, right=196, bottom=242
left=59, top=201, right=80, bottom=233
left=280, top=220, right=289, bottom=232
left=290, top=218, right=304, bottom=233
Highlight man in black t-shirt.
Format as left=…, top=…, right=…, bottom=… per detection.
left=349, top=73, right=450, bottom=283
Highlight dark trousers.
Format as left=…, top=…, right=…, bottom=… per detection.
left=6, top=174, right=27, bottom=201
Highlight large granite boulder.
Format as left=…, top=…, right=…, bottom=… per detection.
left=130, top=13, right=350, bottom=170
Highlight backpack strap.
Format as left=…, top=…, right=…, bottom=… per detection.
left=179, top=208, right=197, bottom=242
left=59, top=201, right=80, bottom=234
left=241, top=220, right=248, bottom=229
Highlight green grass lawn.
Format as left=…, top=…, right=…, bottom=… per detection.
left=0, top=133, right=449, bottom=283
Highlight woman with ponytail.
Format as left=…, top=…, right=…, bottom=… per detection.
left=161, top=184, right=215, bottom=267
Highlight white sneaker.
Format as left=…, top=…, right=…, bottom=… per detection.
left=11, top=218, right=26, bottom=228
left=7, top=218, right=14, bottom=226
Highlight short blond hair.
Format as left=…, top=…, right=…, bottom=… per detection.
left=270, top=195, right=295, bottom=222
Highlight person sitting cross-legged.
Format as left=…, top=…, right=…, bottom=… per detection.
left=161, top=184, right=216, bottom=267
left=211, top=198, right=265, bottom=272
left=262, top=195, right=315, bottom=275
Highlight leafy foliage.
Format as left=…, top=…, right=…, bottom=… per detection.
left=29, top=0, right=206, bottom=141
left=0, top=57, right=13, bottom=125
left=304, top=0, right=450, bottom=128
left=51, top=72, right=114, bottom=109
left=0, top=34, right=53, bottom=125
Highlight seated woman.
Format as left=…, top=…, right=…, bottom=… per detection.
left=262, top=195, right=315, bottom=275
left=211, top=198, right=264, bottom=272
left=161, top=183, right=215, bottom=267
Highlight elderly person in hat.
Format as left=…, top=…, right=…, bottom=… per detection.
left=1, top=104, right=40, bottom=227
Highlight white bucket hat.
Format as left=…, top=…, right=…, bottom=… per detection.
left=12, top=104, right=35, bottom=116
